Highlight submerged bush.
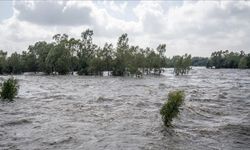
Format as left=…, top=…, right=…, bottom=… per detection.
left=160, top=90, right=185, bottom=127
left=0, top=78, right=19, bottom=100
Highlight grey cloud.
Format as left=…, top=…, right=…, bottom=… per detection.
left=14, top=1, right=93, bottom=26
left=208, top=2, right=250, bottom=20
left=143, top=13, right=165, bottom=34
left=1, top=0, right=250, bottom=56
left=171, top=2, right=250, bottom=39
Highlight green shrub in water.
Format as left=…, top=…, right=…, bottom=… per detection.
left=174, top=54, right=192, bottom=76
left=1, top=78, right=19, bottom=100
left=160, top=90, right=185, bottom=127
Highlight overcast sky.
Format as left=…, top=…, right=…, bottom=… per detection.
left=0, top=0, right=250, bottom=57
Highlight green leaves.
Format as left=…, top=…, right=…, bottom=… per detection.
left=0, top=78, right=19, bottom=100
left=5, top=53, right=23, bottom=74
left=0, top=29, right=193, bottom=76
left=239, top=57, right=248, bottom=69
left=160, top=90, right=185, bottom=127
left=207, top=50, right=250, bottom=69
left=174, top=54, right=192, bottom=75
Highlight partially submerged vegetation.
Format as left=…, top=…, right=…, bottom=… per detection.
left=0, top=29, right=249, bottom=77
left=207, top=50, right=250, bottom=69
left=0, top=78, right=19, bottom=100
left=160, top=90, right=185, bottom=127
left=174, top=54, right=192, bottom=76
left=192, top=57, right=209, bottom=66
left=0, top=30, right=170, bottom=76
left=0, top=29, right=202, bottom=77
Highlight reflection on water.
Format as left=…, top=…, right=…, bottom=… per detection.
left=0, top=68, right=250, bottom=149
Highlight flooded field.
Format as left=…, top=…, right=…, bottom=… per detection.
left=0, top=68, right=249, bottom=150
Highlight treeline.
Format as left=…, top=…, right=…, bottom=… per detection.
left=207, top=50, right=250, bottom=69
left=2, top=29, right=247, bottom=76
left=0, top=29, right=178, bottom=76
left=192, top=57, right=208, bottom=66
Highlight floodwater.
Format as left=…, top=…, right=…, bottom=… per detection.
left=0, top=68, right=249, bottom=150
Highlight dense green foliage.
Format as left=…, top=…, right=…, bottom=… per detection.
left=207, top=50, right=250, bottom=69
left=174, top=54, right=192, bottom=76
left=0, top=78, right=19, bottom=100
left=0, top=30, right=249, bottom=76
left=160, top=90, right=185, bottom=127
left=192, top=57, right=208, bottom=66
left=0, top=30, right=170, bottom=76
left=0, top=50, right=7, bottom=74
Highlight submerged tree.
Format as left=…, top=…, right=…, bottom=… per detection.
left=112, top=33, right=129, bottom=76
left=77, top=29, right=97, bottom=75
left=21, top=51, right=38, bottom=73
left=174, top=54, right=192, bottom=75
left=102, top=43, right=114, bottom=75
left=0, top=29, right=201, bottom=76
left=0, top=50, right=7, bottom=74
left=192, top=57, right=208, bottom=66
left=5, top=52, right=23, bottom=74
left=160, top=90, right=185, bottom=127
left=28, top=41, right=53, bottom=73
left=156, top=44, right=167, bottom=74
left=206, top=50, right=249, bottom=69
left=0, top=78, right=19, bottom=100
left=45, top=34, right=71, bottom=75
left=238, top=57, right=248, bottom=69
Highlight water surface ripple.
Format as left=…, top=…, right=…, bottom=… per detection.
left=0, top=68, right=249, bottom=150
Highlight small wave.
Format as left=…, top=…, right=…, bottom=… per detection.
left=199, top=107, right=226, bottom=116
left=221, top=124, right=250, bottom=136
left=135, top=102, right=149, bottom=107
left=1, top=119, right=31, bottom=127
left=186, top=106, right=213, bottom=118
left=154, top=102, right=162, bottom=107
left=134, top=84, right=149, bottom=87
left=97, top=97, right=114, bottom=103
left=43, top=136, right=74, bottom=146
left=219, top=93, right=227, bottom=99
left=189, top=98, right=214, bottom=102
left=43, top=94, right=67, bottom=100
left=219, top=124, right=250, bottom=147
left=158, top=83, right=167, bottom=89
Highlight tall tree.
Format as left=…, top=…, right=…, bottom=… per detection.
left=102, top=43, right=114, bottom=75
left=0, top=50, right=7, bottom=74
left=78, top=29, right=96, bottom=75
left=174, top=54, right=192, bottom=75
left=112, top=33, right=129, bottom=76
left=29, top=41, right=52, bottom=73
left=6, top=52, right=23, bottom=74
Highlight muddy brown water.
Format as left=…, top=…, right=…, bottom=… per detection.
left=0, top=68, right=249, bottom=150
